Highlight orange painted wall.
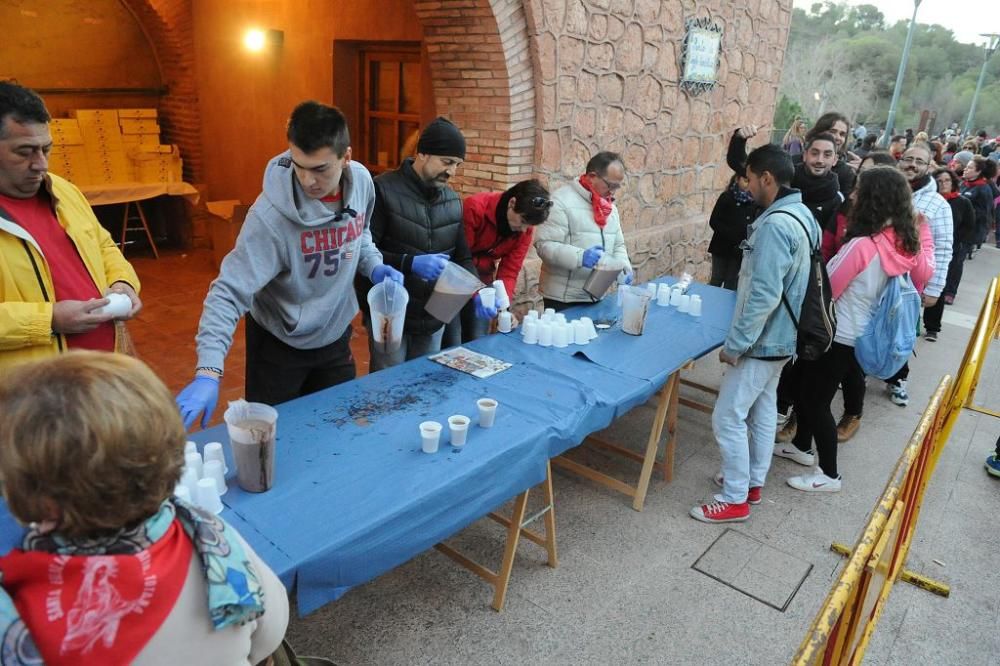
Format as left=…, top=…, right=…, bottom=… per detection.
left=0, top=0, right=161, bottom=118
left=191, top=0, right=425, bottom=205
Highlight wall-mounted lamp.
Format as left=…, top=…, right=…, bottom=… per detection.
left=243, top=28, right=283, bottom=53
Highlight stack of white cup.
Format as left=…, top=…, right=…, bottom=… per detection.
left=176, top=441, right=228, bottom=514
left=486, top=281, right=516, bottom=333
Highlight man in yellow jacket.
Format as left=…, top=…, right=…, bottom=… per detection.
left=0, top=82, right=141, bottom=372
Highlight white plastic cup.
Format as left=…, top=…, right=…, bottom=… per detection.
left=553, top=323, right=569, bottom=348
left=196, top=477, right=223, bottom=514
left=498, top=310, right=513, bottom=333
left=522, top=320, right=538, bottom=344
left=203, top=459, right=228, bottom=495
left=94, top=292, right=132, bottom=318
left=492, top=280, right=510, bottom=309
left=678, top=294, right=691, bottom=313
left=179, top=467, right=200, bottom=500
left=657, top=283, right=672, bottom=306
left=555, top=313, right=567, bottom=325
left=184, top=451, right=203, bottom=480
left=477, top=398, right=498, bottom=428
left=544, top=308, right=556, bottom=318
left=448, top=415, right=471, bottom=447
left=184, top=440, right=198, bottom=456
left=478, top=287, right=496, bottom=309
left=670, top=288, right=683, bottom=306
left=203, top=441, right=227, bottom=473
left=174, top=484, right=192, bottom=504
left=573, top=320, right=590, bottom=345
left=690, top=295, right=703, bottom=317
left=420, top=421, right=442, bottom=453
left=538, top=322, right=553, bottom=347
left=646, top=283, right=658, bottom=297
left=525, top=309, right=539, bottom=322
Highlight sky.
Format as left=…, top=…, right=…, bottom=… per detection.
left=791, top=0, right=1000, bottom=47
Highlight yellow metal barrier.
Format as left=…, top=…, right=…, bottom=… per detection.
left=792, top=379, right=949, bottom=666
left=794, top=272, right=1000, bottom=665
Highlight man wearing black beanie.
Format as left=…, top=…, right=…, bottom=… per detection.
left=355, top=117, right=495, bottom=370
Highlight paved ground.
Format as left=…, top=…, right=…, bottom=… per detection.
left=283, top=249, right=1000, bottom=665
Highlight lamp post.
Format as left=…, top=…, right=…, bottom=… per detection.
left=880, top=0, right=922, bottom=147
left=963, top=33, right=1000, bottom=138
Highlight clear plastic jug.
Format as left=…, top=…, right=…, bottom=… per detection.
left=621, top=286, right=653, bottom=335
left=424, top=262, right=485, bottom=323
left=367, top=278, right=409, bottom=353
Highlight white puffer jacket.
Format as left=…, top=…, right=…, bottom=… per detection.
left=534, top=179, right=631, bottom=303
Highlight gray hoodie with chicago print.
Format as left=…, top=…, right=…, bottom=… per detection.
left=195, top=152, right=382, bottom=372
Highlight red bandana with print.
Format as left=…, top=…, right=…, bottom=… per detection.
left=578, top=176, right=614, bottom=229
left=0, top=520, right=193, bottom=665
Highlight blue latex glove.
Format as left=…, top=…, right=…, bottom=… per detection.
left=473, top=293, right=498, bottom=320
left=176, top=375, right=220, bottom=430
left=411, top=253, right=450, bottom=281
left=582, top=245, right=604, bottom=269
left=371, top=264, right=404, bottom=284
left=623, top=272, right=634, bottom=285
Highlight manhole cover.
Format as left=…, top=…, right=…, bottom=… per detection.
left=692, top=528, right=813, bottom=611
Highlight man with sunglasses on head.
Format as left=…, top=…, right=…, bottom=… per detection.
left=534, top=151, right=633, bottom=311
left=456, top=179, right=553, bottom=342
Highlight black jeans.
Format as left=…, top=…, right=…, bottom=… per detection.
left=709, top=255, right=741, bottom=291
left=923, top=299, right=945, bottom=334
left=792, top=342, right=860, bottom=478
left=776, top=358, right=800, bottom=415
left=542, top=297, right=580, bottom=313
left=245, top=315, right=356, bottom=405
left=942, top=241, right=971, bottom=299
left=841, top=361, right=866, bottom=416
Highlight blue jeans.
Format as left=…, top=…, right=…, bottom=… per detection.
left=365, top=315, right=445, bottom=372
left=712, top=356, right=788, bottom=503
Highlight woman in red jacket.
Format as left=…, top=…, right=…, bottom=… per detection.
left=454, top=179, right=553, bottom=342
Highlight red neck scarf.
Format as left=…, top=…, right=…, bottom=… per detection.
left=964, top=177, right=987, bottom=188
left=578, top=176, right=613, bottom=228
left=0, top=520, right=193, bottom=665
left=941, top=191, right=960, bottom=200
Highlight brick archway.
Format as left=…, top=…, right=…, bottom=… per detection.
left=412, top=0, right=537, bottom=192
left=119, top=0, right=203, bottom=183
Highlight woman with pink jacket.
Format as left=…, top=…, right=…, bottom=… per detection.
left=784, top=167, right=935, bottom=493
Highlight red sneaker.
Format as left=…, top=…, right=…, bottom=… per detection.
left=713, top=474, right=762, bottom=505
left=689, top=500, right=750, bottom=523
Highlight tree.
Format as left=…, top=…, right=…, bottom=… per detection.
left=776, top=1, right=998, bottom=134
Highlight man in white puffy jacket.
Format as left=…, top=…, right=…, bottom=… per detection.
left=534, top=151, right=632, bottom=310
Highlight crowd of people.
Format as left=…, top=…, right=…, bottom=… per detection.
left=700, top=110, right=1000, bottom=523
left=1, top=70, right=999, bottom=657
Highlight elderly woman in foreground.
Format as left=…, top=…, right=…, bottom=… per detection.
left=0, top=352, right=288, bottom=665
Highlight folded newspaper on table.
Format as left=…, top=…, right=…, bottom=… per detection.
left=429, top=346, right=512, bottom=378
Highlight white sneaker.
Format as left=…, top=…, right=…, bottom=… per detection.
left=773, top=444, right=815, bottom=466
left=787, top=471, right=842, bottom=493
left=888, top=380, right=909, bottom=407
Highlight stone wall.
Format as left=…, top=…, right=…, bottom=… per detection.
left=516, top=0, right=792, bottom=305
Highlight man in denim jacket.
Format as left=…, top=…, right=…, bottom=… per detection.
left=691, top=145, right=817, bottom=523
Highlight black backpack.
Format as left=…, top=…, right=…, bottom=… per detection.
left=774, top=211, right=836, bottom=361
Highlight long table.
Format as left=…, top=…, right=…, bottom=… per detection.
left=0, top=278, right=733, bottom=616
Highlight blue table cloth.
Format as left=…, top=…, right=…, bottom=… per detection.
left=0, top=278, right=735, bottom=617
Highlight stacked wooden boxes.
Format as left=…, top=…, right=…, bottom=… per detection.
left=73, top=109, right=131, bottom=184
left=45, top=109, right=183, bottom=186
left=47, top=119, right=93, bottom=186
left=119, top=109, right=182, bottom=183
